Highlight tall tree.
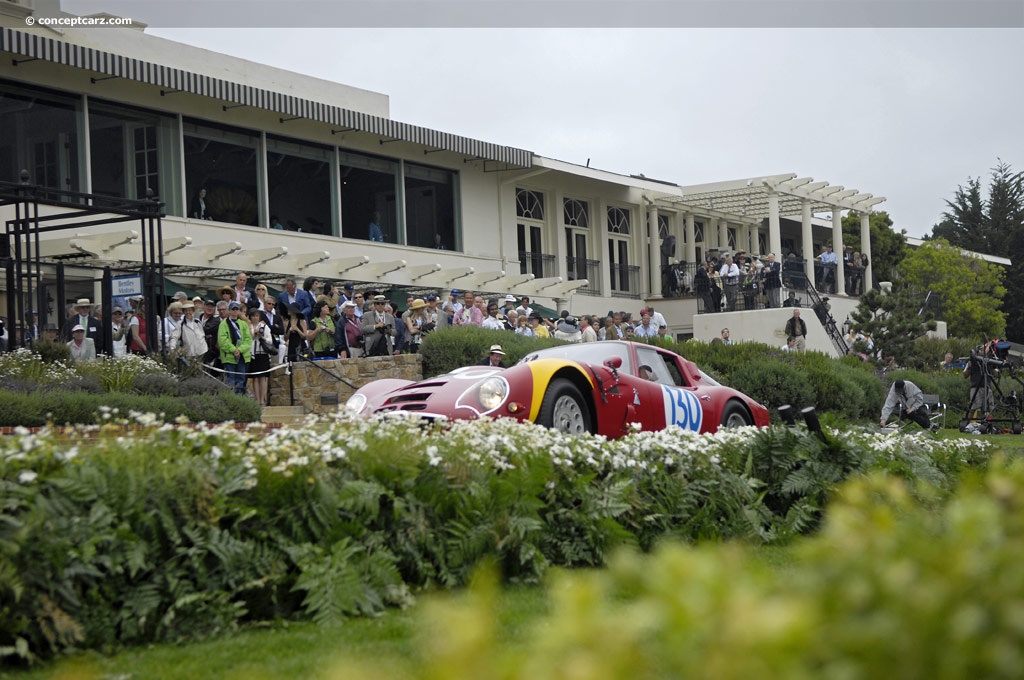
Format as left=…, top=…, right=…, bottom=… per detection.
left=850, top=282, right=936, bottom=369
left=841, top=210, right=906, bottom=288
left=928, top=161, right=1024, bottom=341
left=897, top=238, right=1006, bottom=340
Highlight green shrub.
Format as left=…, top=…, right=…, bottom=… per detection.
left=725, top=359, right=815, bottom=414
left=420, top=327, right=564, bottom=377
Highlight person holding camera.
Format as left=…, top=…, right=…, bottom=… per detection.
left=336, top=300, right=362, bottom=358
left=880, top=379, right=938, bottom=431
left=247, top=307, right=274, bottom=404
left=306, top=300, right=338, bottom=359
left=361, top=295, right=396, bottom=357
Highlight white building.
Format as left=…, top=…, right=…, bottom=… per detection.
left=0, top=1, right=883, bottom=347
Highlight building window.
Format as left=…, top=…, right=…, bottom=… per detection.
left=340, top=149, right=399, bottom=243
left=404, top=162, right=458, bottom=250
left=563, top=197, right=589, bottom=228
left=267, top=135, right=332, bottom=234
left=728, top=228, right=736, bottom=251
left=516, top=188, right=544, bottom=220
left=0, top=82, right=81, bottom=193
left=89, top=100, right=179, bottom=213
left=607, top=206, right=630, bottom=234
left=183, top=119, right=259, bottom=226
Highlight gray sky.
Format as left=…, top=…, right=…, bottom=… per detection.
left=142, top=26, right=1022, bottom=237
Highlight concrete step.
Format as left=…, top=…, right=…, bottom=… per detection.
left=261, top=405, right=307, bottom=426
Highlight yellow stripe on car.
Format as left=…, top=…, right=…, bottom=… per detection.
left=526, top=358, right=595, bottom=421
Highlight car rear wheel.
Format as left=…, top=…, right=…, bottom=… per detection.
left=720, top=401, right=752, bottom=429
left=538, top=379, right=591, bottom=434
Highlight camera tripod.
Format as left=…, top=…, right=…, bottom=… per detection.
left=958, top=351, right=1024, bottom=434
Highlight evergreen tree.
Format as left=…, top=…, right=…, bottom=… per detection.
left=850, top=283, right=936, bottom=369
left=928, top=161, right=1024, bottom=341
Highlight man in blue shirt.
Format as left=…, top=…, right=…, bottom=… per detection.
left=369, top=211, right=384, bottom=242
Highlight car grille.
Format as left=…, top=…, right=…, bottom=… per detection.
left=376, top=381, right=447, bottom=413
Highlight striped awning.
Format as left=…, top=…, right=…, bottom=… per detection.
left=0, top=28, right=533, bottom=168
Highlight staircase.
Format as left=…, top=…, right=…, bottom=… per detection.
left=804, top=284, right=849, bottom=357
left=260, top=405, right=308, bottom=428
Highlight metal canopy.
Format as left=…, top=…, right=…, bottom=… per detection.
left=657, top=173, right=885, bottom=221
left=0, top=27, right=533, bottom=168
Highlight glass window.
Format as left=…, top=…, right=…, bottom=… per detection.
left=516, top=188, right=544, bottom=220
left=0, top=81, right=81, bottom=193
left=183, top=119, right=259, bottom=226
left=563, top=198, right=589, bottom=228
left=267, top=135, right=332, bottom=234
left=608, top=206, right=630, bottom=234
left=404, top=162, right=458, bottom=250
left=88, top=100, right=179, bottom=213
left=340, top=149, right=399, bottom=243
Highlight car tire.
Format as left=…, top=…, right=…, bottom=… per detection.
left=720, top=400, right=752, bottom=429
left=538, top=378, right=591, bottom=434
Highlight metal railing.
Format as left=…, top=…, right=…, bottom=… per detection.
left=518, top=251, right=556, bottom=278
left=609, top=263, right=640, bottom=299
left=566, top=256, right=601, bottom=296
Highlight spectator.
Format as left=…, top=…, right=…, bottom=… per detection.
left=306, top=299, right=338, bottom=359
left=62, top=298, right=103, bottom=347
left=426, top=293, right=447, bottom=331
left=247, top=307, right=274, bottom=404
left=880, top=379, right=938, bottom=431
left=127, top=295, right=148, bottom=355
left=941, top=352, right=955, bottom=369
left=694, top=261, right=715, bottom=313
left=812, top=297, right=831, bottom=326
left=204, top=300, right=228, bottom=366
left=529, top=311, right=550, bottom=338
left=719, top=255, right=740, bottom=312
left=815, top=244, right=838, bottom=293
left=270, top=214, right=285, bottom=230
left=198, top=298, right=216, bottom=325
left=283, top=303, right=309, bottom=362
left=109, top=306, right=128, bottom=358
left=191, top=187, right=212, bottom=220
left=404, top=299, right=429, bottom=352
left=784, top=310, right=807, bottom=352
left=66, top=324, right=96, bottom=361
left=554, top=316, right=582, bottom=343
left=502, top=294, right=518, bottom=315
left=233, top=272, right=255, bottom=309
left=782, top=290, right=801, bottom=308
left=362, top=295, right=397, bottom=357
left=171, top=301, right=208, bottom=359
left=781, top=336, right=797, bottom=352
left=720, top=328, right=733, bottom=345
left=469, top=296, right=486, bottom=327
left=656, top=325, right=673, bottom=343
left=762, top=253, right=783, bottom=308
left=163, top=301, right=184, bottom=350
left=368, top=211, right=384, bottom=242
left=478, top=344, right=506, bottom=367
left=443, top=289, right=462, bottom=325
left=579, top=315, right=597, bottom=343
left=646, top=305, right=667, bottom=330
left=218, top=302, right=252, bottom=395
left=217, top=285, right=235, bottom=305
left=455, top=290, right=475, bottom=326
left=336, top=300, right=362, bottom=358
left=516, top=312, right=535, bottom=338
left=634, top=314, right=657, bottom=342
left=482, top=300, right=505, bottom=330
left=515, top=296, right=534, bottom=319
left=278, top=277, right=314, bottom=322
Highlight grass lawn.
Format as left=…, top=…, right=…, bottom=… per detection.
left=3, top=585, right=548, bottom=680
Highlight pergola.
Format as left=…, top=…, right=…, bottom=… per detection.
left=654, top=173, right=886, bottom=296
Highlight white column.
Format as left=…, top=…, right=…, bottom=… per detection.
left=747, top=224, right=759, bottom=254
left=598, top=199, right=611, bottom=298
left=684, top=212, right=696, bottom=264
left=718, top=219, right=729, bottom=253
left=860, top=211, right=873, bottom=290
left=647, top=206, right=660, bottom=298
left=552, top=189, right=567, bottom=280
left=768, top=192, right=781, bottom=257
left=801, top=199, right=814, bottom=285
left=832, top=208, right=845, bottom=296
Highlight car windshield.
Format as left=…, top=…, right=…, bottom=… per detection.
left=519, top=342, right=634, bottom=373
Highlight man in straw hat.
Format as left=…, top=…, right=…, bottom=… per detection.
left=61, top=297, right=103, bottom=348
left=478, top=344, right=507, bottom=368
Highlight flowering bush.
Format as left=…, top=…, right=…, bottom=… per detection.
left=0, top=414, right=995, bottom=664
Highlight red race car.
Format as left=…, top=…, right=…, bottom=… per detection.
left=344, top=341, right=769, bottom=437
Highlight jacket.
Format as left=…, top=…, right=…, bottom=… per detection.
left=218, top=318, right=252, bottom=365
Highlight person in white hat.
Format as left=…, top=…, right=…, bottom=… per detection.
left=478, top=344, right=506, bottom=367
left=61, top=298, right=103, bottom=349
left=66, top=324, right=96, bottom=361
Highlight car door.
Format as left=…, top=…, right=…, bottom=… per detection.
left=633, top=345, right=707, bottom=433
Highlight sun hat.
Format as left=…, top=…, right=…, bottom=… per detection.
left=75, top=298, right=93, bottom=307
left=409, top=299, right=427, bottom=311
left=72, top=324, right=85, bottom=332
left=488, top=344, right=505, bottom=355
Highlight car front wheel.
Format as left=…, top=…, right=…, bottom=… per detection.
left=538, top=378, right=591, bottom=434
left=720, top=401, right=752, bottom=429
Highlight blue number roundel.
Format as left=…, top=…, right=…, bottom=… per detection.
left=662, top=385, right=704, bottom=432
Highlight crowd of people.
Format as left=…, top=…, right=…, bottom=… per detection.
left=25, top=272, right=678, bottom=403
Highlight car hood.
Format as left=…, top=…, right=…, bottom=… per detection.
left=358, top=365, right=511, bottom=418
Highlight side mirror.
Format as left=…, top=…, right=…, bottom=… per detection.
left=604, top=356, right=622, bottom=370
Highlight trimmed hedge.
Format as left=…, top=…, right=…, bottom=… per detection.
left=0, top=388, right=261, bottom=427
left=420, top=326, right=565, bottom=377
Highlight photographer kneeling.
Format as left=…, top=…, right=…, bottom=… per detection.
left=880, top=379, right=938, bottom=432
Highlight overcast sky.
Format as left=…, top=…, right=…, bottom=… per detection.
left=141, top=27, right=1021, bottom=238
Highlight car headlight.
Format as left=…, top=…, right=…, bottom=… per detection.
left=477, top=376, right=509, bottom=412
left=344, top=393, right=367, bottom=415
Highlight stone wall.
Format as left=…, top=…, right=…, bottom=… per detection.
left=268, top=355, right=423, bottom=414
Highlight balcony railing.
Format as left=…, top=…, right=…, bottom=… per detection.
left=519, top=251, right=556, bottom=279
left=609, top=263, right=640, bottom=299
left=566, top=256, right=601, bottom=296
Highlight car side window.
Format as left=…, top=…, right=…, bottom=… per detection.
left=636, top=347, right=678, bottom=385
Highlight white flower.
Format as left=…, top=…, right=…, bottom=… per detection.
left=18, top=470, right=38, bottom=484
